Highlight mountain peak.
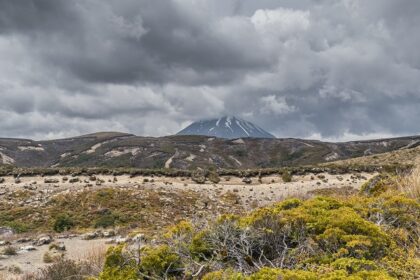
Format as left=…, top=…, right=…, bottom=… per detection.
left=177, top=116, right=275, bottom=139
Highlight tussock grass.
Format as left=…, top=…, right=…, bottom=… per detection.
left=77, top=243, right=108, bottom=276
left=21, top=260, right=93, bottom=280
left=397, top=165, right=420, bottom=199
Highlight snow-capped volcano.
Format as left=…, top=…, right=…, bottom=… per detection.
left=177, top=116, right=275, bottom=139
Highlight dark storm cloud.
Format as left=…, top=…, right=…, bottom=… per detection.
left=0, top=0, right=270, bottom=85
left=0, top=0, right=419, bottom=140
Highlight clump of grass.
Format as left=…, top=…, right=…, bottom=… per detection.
left=3, top=246, right=17, bottom=256
left=22, top=259, right=98, bottom=280
left=8, top=265, right=22, bottom=275
left=397, top=166, right=420, bottom=199
left=79, top=244, right=107, bottom=276
left=43, top=252, right=55, bottom=263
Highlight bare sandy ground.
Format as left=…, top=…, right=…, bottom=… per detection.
left=0, top=172, right=374, bottom=208
left=0, top=238, right=108, bottom=277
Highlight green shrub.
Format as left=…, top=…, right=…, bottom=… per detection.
left=164, top=220, right=193, bottom=239
left=93, top=186, right=418, bottom=279
left=360, top=174, right=392, bottom=196
left=281, top=170, right=293, bottom=182
left=139, top=245, right=182, bottom=278
left=98, top=245, right=138, bottom=280
left=94, top=213, right=118, bottom=228
left=5, top=221, right=30, bottom=233
left=189, top=231, right=212, bottom=260
left=330, top=258, right=378, bottom=273
left=202, top=269, right=245, bottom=280
left=98, top=267, right=138, bottom=280
left=250, top=268, right=317, bottom=280
left=53, top=214, right=74, bottom=233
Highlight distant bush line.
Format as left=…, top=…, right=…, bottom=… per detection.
left=0, top=163, right=413, bottom=178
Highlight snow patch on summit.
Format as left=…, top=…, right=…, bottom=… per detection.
left=177, top=116, right=275, bottom=139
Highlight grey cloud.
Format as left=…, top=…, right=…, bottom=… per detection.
left=1, top=0, right=271, bottom=85
left=0, top=0, right=419, bottom=140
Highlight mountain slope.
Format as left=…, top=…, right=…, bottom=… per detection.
left=177, top=116, right=275, bottom=139
left=0, top=133, right=419, bottom=169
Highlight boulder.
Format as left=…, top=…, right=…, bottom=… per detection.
left=34, top=235, right=53, bottom=246
left=23, top=185, right=37, bottom=190
left=44, top=178, right=59, bottom=184
left=0, top=227, right=14, bottom=238
left=103, top=230, right=116, bottom=238
left=69, top=178, right=79, bottom=183
left=82, top=232, right=98, bottom=240
left=50, top=242, right=66, bottom=251
left=0, top=240, right=11, bottom=246
left=106, top=235, right=128, bottom=244
left=16, top=238, right=32, bottom=243
left=19, top=245, right=36, bottom=252
left=242, top=177, right=252, bottom=184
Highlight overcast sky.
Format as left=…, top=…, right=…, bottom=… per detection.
left=1, top=0, right=419, bottom=141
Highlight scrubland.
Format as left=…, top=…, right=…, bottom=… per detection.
left=0, top=164, right=418, bottom=279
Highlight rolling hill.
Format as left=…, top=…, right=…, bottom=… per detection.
left=0, top=132, right=419, bottom=169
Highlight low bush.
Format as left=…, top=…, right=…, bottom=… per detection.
left=207, top=171, right=221, bottom=184
left=53, top=214, right=74, bottom=232
left=94, top=213, right=118, bottom=228
left=4, top=221, right=30, bottom=233
left=93, top=188, right=418, bottom=279
left=191, top=169, right=206, bottom=184
left=281, top=170, right=293, bottom=182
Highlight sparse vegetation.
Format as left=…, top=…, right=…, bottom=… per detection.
left=22, top=259, right=100, bottom=280
left=94, top=212, right=118, bottom=228
left=0, top=187, right=243, bottom=233
left=0, top=164, right=412, bottom=180
left=43, top=252, right=55, bottom=263
left=2, top=246, right=17, bottom=256
left=397, top=165, right=420, bottom=199
left=53, top=214, right=75, bottom=233
left=1, top=160, right=418, bottom=279
left=90, top=171, right=419, bottom=279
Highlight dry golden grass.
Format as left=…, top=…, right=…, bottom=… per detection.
left=77, top=243, right=108, bottom=276
left=0, top=272, right=21, bottom=280
left=396, top=165, right=420, bottom=199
